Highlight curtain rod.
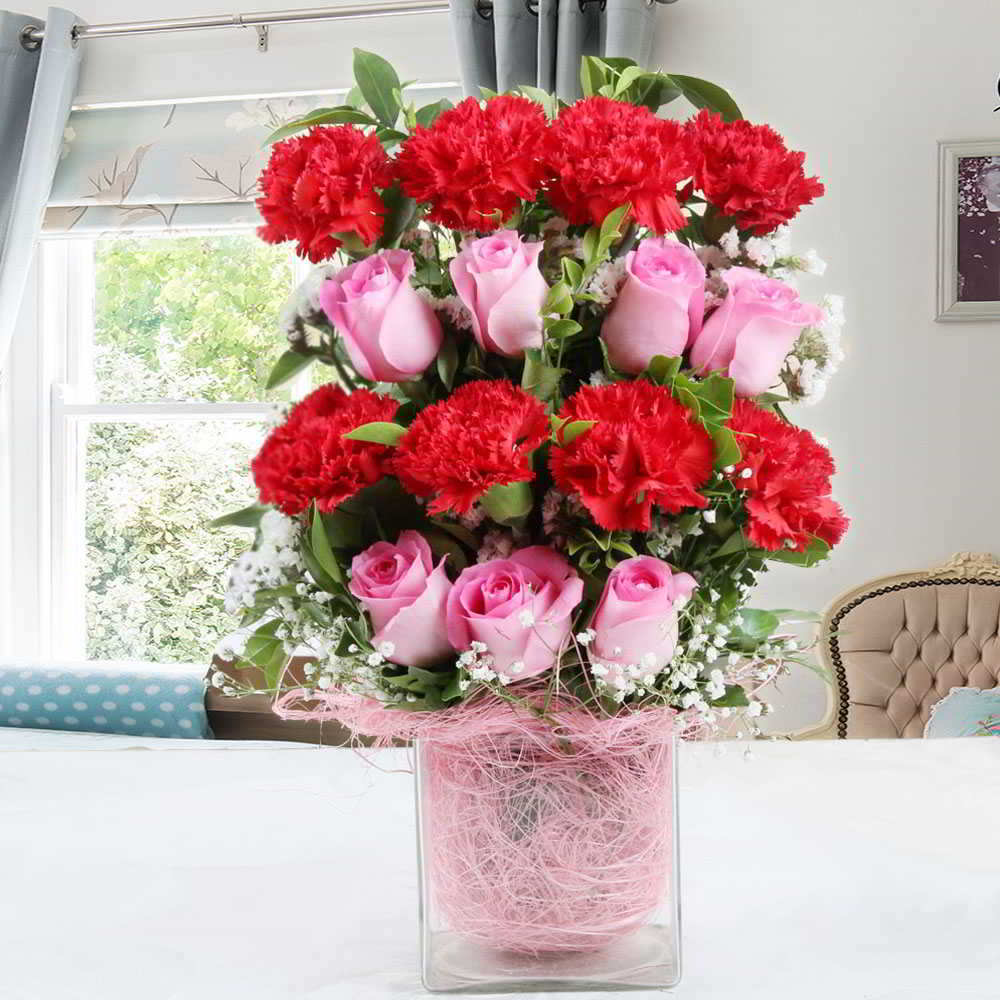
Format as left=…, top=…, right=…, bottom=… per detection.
left=20, top=2, right=451, bottom=49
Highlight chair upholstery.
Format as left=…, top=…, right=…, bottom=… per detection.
left=806, top=553, right=1000, bottom=739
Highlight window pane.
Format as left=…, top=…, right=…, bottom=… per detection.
left=93, top=234, right=295, bottom=403
left=84, top=419, right=263, bottom=663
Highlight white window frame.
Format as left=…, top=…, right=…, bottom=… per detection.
left=3, top=229, right=309, bottom=663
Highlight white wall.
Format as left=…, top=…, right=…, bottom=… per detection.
left=21, top=0, right=1000, bottom=728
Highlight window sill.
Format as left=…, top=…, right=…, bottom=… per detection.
left=205, top=657, right=354, bottom=745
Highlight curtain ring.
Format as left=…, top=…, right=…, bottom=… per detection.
left=578, top=0, right=607, bottom=11
left=19, top=23, right=42, bottom=51
left=525, top=0, right=539, bottom=14
left=475, top=0, right=493, bottom=20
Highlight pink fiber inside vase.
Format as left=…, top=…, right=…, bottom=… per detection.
left=421, top=727, right=674, bottom=956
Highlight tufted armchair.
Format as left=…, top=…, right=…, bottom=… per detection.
left=803, top=553, right=1000, bottom=738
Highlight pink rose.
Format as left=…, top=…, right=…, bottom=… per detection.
left=349, top=530, right=452, bottom=667
left=450, top=231, right=548, bottom=357
left=601, top=238, right=706, bottom=373
left=320, top=249, right=442, bottom=382
left=446, top=547, right=584, bottom=678
left=591, top=557, right=697, bottom=675
left=689, top=266, right=824, bottom=397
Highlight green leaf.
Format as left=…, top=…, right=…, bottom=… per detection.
left=320, top=508, right=364, bottom=549
left=353, top=48, right=402, bottom=127
left=244, top=619, right=287, bottom=687
left=599, top=202, right=631, bottom=244
left=310, top=505, right=344, bottom=584
left=545, top=318, right=582, bottom=339
left=342, top=421, right=408, bottom=446
left=521, top=347, right=566, bottom=401
left=343, top=85, right=364, bottom=110
left=423, top=528, right=468, bottom=572
left=430, top=518, right=481, bottom=550
left=375, top=126, right=409, bottom=148
left=582, top=227, right=600, bottom=271
left=561, top=256, right=584, bottom=290
left=696, top=372, right=735, bottom=420
left=377, top=185, right=418, bottom=249
left=543, top=280, right=573, bottom=316
left=668, top=73, right=742, bottom=122
left=771, top=608, right=822, bottom=624
left=481, top=481, right=533, bottom=523
left=711, top=426, right=742, bottom=469
left=560, top=419, right=596, bottom=445
left=734, top=608, right=781, bottom=641
left=631, top=73, right=683, bottom=112
left=711, top=684, right=750, bottom=708
left=518, top=84, right=558, bottom=119
left=675, top=383, right=700, bottom=417
left=265, top=105, right=375, bottom=144
left=441, top=673, right=464, bottom=702
left=644, top=354, right=683, bottom=385
left=766, top=536, right=831, bottom=567
left=265, top=349, right=314, bottom=390
left=614, top=65, right=646, bottom=96
left=599, top=57, right=640, bottom=72
left=580, top=56, right=608, bottom=98
left=436, top=333, right=459, bottom=389
left=709, top=529, right=751, bottom=560
left=756, top=391, right=790, bottom=408
left=210, top=503, right=269, bottom=530
left=414, top=97, right=453, bottom=128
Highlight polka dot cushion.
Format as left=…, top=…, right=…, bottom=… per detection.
left=0, top=661, right=212, bottom=739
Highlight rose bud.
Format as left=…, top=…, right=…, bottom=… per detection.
left=591, top=556, right=697, bottom=679
left=689, top=266, right=824, bottom=397
left=446, top=547, right=583, bottom=678
left=449, top=230, right=548, bottom=357
left=320, top=249, right=443, bottom=382
left=349, top=531, right=452, bottom=667
left=600, top=238, right=706, bottom=373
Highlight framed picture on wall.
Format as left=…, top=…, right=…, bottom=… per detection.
left=937, top=139, right=1000, bottom=321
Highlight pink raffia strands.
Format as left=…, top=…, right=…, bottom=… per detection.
left=419, top=721, right=674, bottom=954
left=274, top=689, right=676, bottom=955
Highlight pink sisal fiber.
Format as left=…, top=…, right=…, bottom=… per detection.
left=274, top=689, right=676, bottom=955
left=419, top=719, right=675, bottom=954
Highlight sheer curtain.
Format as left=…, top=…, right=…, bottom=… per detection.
left=0, top=7, right=82, bottom=368
left=449, top=0, right=674, bottom=100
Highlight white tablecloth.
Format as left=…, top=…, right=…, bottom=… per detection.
left=1, top=733, right=998, bottom=1000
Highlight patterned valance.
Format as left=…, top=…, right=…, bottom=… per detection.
left=44, top=85, right=460, bottom=236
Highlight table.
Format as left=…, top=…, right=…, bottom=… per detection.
left=1, top=733, right=998, bottom=999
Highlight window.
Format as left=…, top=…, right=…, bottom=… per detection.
left=4, top=231, right=308, bottom=664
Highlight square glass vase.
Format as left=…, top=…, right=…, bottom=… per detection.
left=415, top=722, right=680, bottom=993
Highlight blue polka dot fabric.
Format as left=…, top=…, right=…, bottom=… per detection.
left=0, top=661, right=213, bottom=739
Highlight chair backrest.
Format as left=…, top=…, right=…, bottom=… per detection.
left=814, top=553, right=1000, bottom=738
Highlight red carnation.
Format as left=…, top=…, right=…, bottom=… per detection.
left=549, top=381, right=713, bottom=532
left=542, top=97, right=693, bottom=233
left=252, top=385, right=398, bottom=516
left=727, top=399, right=848, bottom=552
left=395, top=96, right=548, bottom=230
left=685, top=110, right=824, bottom=235
left=392, top=380, right=548, bottom=515
left=256, top=125, right=394, bottom=263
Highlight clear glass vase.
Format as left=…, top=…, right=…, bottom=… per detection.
left=415, top=722, right=680, bottom=993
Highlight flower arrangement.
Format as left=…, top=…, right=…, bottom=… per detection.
left=210, top=51, right=849, bottom=984
left=212, top=51, right=848, bottom=736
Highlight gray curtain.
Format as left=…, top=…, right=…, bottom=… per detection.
left=449, top=0, right=670, bottom=101
left=0, top=8, right=82, bottom=367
